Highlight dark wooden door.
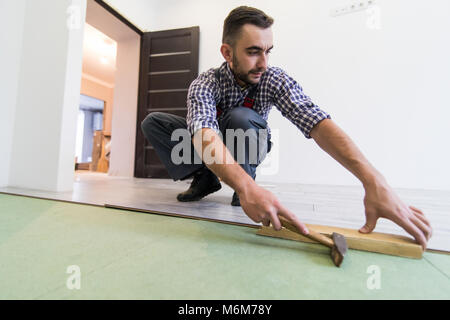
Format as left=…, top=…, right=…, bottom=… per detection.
left=135, top=26, right=199, bottom=178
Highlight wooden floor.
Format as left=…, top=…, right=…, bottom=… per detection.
left=1, top=171, right=449, bottom=252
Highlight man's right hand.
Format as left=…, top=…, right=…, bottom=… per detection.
left=193, top=128, right=309, bottom=235
left=238, top=183, right=309, bottom=235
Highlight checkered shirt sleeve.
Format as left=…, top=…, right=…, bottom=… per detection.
left=186, top=69, right=220, bottom=136
left=270, top=67, right=331, bottom=139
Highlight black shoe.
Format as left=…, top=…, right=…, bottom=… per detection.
left=177, top=169, right=221, bottom=202
left=231, top=192, right=240, bottom=206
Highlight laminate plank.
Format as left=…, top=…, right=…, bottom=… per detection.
left=257, top=224, right=424, bottom=259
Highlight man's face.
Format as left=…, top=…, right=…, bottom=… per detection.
left=226, top=24, right=273, bottom=86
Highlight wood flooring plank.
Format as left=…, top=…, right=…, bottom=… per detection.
left=105, top=203, right=258, bottom=228
left=256, top=224, right=424, bottom=259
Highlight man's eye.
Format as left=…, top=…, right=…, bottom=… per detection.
left=248, top=51, right=259, bottom=55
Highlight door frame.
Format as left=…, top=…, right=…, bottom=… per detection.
left=93, top=0, right=143, bottom=36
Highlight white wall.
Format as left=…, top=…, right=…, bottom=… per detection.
left=108, top=37, right=140, bottom=177
left=57, top=0, right=88, bottom=190
left=6, top=0, right=86, bottom=192
left=0, top=0, right=27, bottom=187
left=106, top=0, right=450, bottom=191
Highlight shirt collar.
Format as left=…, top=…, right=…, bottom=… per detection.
left=222, top=62, right=236, bottom=84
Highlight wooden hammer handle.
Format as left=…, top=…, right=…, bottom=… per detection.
left=279, top=216, right=334, bottom=248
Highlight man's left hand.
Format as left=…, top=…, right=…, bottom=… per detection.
left=360, top=181, right=433, bottom=250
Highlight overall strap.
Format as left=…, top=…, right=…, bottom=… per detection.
left=214, top=68, right=224, bottom=117
left=214, top=67, right=259, bottom=117
left=243, top=84, right=258, bottom=108
left=214, top=68, right=221, bottom=81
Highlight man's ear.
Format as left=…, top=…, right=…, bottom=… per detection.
left=220, top=43, right=233, bottom=64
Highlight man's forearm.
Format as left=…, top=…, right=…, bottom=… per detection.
left=309, top=119, right=386, bottom=188
left=192, top=128, right=254, bottom=194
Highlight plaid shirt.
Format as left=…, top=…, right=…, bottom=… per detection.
left=186, top=62, right=331, bottom=138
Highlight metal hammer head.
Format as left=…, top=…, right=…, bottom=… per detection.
left=330, top=232, right=348, bottom=267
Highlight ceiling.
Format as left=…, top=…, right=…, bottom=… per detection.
left=81, top=23, right=117, bottom=87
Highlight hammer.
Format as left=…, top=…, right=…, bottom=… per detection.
left=278, top=216, right=348, bottom=267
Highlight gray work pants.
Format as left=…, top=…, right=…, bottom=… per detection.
left=141, top=107, right=272, bottom=181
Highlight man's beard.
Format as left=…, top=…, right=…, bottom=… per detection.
left=232, top=55, right=265, bottom=86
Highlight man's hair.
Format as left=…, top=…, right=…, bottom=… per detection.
left=222, top=6, right=274, bottom=47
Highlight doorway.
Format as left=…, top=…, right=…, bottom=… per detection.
left=75, top=94, right=105, bottom=170
left=81, top=0, right=199, bottom=179
left=78, top=17, right=117, bottom=173
left=80, top=0, right=141, bottom=176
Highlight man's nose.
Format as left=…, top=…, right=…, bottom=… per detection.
left=257, top=53, right=268, bottom=70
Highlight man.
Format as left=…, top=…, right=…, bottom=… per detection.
left=141, top=6, right=432, bottom=249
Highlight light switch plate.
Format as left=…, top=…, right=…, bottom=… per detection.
left=331, top=0, right=376, bottom=17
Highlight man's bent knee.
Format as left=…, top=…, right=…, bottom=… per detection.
left=226, top=107, right=267, bottom=130
left=141, top=112, right=163, bottom=131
